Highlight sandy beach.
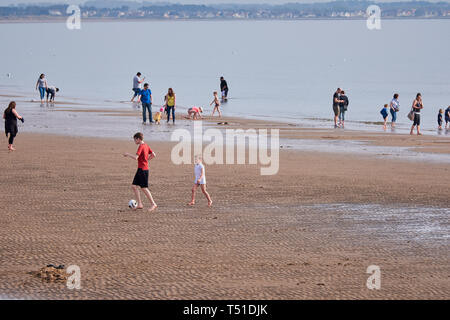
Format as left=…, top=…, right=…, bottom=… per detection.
left=1, top=125, right=449, bottom=299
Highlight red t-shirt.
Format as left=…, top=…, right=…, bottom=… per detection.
left=136, top=143, right=153, bottom=170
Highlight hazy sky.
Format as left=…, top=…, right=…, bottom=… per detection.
left=2, top=0, right=449, bottom=5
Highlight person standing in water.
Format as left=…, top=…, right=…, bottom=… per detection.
left=332, top=88, right=343, bottom=128
left=381, top=104, right=390, bottom=131
left=410, top=93, right=424, bottom=135
left=338, top=90, right=349, bottom=128
left=220, top=77, right=229, bottom=101
left=3, top=101, right=24, bottom=151
left=131, top=72, right=145, bottom=102
left=164, top=88, right=176, bottom=124
left=438, top=109, right=444, bottom=130
left=35, top=74, right=48, bottom=104
left=445, top=106, right=450, bottom=130
left=46, top=86, right=59, bottom=103
left=210, top=91, right=222, bottom=117
left=139, top=83, right=153, bottom=124
left=389, top=93, right=400, bottom=128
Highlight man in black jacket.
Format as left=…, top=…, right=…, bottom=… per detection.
left=220, top=77, right=229, bottom=101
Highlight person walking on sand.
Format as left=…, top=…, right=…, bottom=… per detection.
left=389, top=93, right=400, bottom=128
left=3, top=101, right=24, bottom=151
left=123, top=132, right=157, bottom=212
left=410, top=93, right=424, bottom=135
left=131, top=72, right=145, bottom=102
left=188, top=155, right=212, bottom=207
left=210, top=91, right=222, bottom=117
left=164, top=88, right=176, bottom=124
left=139, top=83, right=153, bottom=124
left=338, top=90, right=349, bottom=128
left=35, top=74, right=48, bottom=104
left=332, top=88, right=343, bottom=128
left=220, top=77, right=229, bottom=101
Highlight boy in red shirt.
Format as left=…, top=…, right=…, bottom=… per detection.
left=123, top=132, right=157, bottom=212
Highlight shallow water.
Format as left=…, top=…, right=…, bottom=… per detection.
left=3, top=93, right=449, bottom=165
left=0, top=19, right=449, bottom=130
left=280, top=138, right=450, bottom=164
left=305, top=203, right=450, bottom=243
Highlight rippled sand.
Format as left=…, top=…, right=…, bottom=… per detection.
left=1, top=134, right=448, bottom=299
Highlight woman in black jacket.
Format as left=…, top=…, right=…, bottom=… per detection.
left=3, top=101, right=24, bottom=151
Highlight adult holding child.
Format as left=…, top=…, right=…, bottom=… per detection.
left=164, top=88, right=176, bottom=124
left=3, top=101, right=24, bottom=151
left=410, top=93, right=424, bottom=135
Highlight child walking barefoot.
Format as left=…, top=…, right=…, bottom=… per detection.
left=188, top=155, right=212, bottom=207
left=123, top=132, right=158, bottom=212
left=210, top=91, right=222, bottom=117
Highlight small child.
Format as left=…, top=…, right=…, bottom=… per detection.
left=438, top=109, right=444, bottom=130
left=187, top=106, right=203, bottom=120
left=380, top=104, right=389, bottom=130
left=154, top=107, right=163, bottom=124
left=210, top=91, right=222, bottom=117
left=188, top=155, right=212, bottom=207
left=123, top=132, right=157, bottom=212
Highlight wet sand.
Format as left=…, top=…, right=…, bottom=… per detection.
left=0, top=133, right=449, bottom=299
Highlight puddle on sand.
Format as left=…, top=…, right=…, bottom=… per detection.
left=306, top=203, right=450, bottom=243
left=281, top=139, right=450, bottom=164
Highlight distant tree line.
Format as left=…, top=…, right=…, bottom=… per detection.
left=1, top=1, right=450, bottom=19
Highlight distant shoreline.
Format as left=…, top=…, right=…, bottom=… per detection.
left=1, top=16, right=450, bottom=24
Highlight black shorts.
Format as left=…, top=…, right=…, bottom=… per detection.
left=132, top=169, right=149, bottom=188
left=413, top=113, right=421, bottom=126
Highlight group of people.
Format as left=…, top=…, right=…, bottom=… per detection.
left=131, top=72, right=229, bottom=124
left=123, top=132, right=212, bottom=212
left=438, top=106, right=450, bottom=130
left=35, top=74, right=59, bottom=104
left=380, top=92, right=449, bottom=135
left=332, top=88, right=450, bottom=135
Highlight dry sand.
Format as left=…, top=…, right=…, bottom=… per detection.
left=0, top=132, right=449, bottom=299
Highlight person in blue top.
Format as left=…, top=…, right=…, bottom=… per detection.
left=139, top=83, right=153, bottom=124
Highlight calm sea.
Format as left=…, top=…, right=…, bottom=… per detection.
left=0, top=19, right=449, bottom=131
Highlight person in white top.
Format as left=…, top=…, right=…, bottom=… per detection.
left=131, top=72, right=145, bottom=102
left=389, top=93, right=400, bottom=128
left=188, top=155, right=212, bottom=207
left=46, top=86, right=59, bottom=103
left=35, top=74, right=48, bottom=104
